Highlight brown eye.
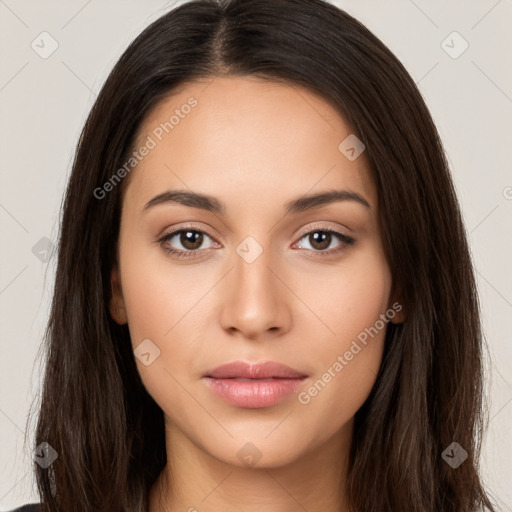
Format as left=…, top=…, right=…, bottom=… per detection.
left=295, top=228, right=355, bottom=256
left=307, top=231, right=333, bottom=251
left=177, top=230, right=204, bottom=250
left=158, top=228, right=217, bottom=259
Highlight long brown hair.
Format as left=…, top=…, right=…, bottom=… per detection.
left=26, top=0, right=497, bottom=510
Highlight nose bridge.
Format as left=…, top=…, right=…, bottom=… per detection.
left=234, top=235, right=278, bottom=308
left=220, top=234, right=288, bottom=336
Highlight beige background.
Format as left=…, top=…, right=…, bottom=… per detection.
left=0, top=0, right=511, bottom=510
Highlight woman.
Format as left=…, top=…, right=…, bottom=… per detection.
left=17, top=0, right=496, bottom=510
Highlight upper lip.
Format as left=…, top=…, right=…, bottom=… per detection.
left=204, top=361, right=308, bottom=379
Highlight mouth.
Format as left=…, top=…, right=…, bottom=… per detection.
left=202, top=361, right=309, bottom=408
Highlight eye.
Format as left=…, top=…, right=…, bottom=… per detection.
left=158, top=227, right=218, bottom=259
left=158, top=225, right=356, bottom=260
left=294, top=227, right=355, bottom=257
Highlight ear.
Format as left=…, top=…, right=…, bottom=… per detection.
left=388, top=284, right=406, bottom=324
left=109, top=265, right=128, bottom=325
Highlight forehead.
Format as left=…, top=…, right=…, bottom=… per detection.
left=122, top=76, right=375, bottom=214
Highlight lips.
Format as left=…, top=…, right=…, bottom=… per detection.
left=202, top=361, right=309, bottom=408
left=203, top=360, right=308, bottom=379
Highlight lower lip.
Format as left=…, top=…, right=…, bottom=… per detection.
left=203, top=377, right=307, bottom=408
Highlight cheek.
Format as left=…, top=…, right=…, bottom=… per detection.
left=118, top=248, right=203, bottom=412
left=296, top=242, right=392, bottom=349
left=117, top=230, right=213, bottom=390
left=294, top=245, right=391, bottom=418
left=118, top=229, right=203, bottom=345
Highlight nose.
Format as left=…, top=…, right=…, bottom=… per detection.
left=218, top=241, right=292, bottom=340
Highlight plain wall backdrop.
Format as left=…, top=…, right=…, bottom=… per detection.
left=0, top=0, right=511, bottom=510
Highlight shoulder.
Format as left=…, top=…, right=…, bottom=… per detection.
left=7, top=505, right=42, bottom=512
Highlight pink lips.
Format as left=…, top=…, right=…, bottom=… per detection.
left=202, top=361, right=308, bottom=408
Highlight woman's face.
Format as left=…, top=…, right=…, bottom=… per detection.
left=110, top=76, right=403, bottom=468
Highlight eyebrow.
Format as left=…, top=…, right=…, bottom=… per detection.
left=142, top=188, right=371, bottom=215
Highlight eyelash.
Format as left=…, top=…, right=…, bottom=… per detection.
left=157, top=225, right=356, bottom=260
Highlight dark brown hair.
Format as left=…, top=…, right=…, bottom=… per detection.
left=26, top=0, right=497, bottom=510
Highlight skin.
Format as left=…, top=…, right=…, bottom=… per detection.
left=109, top=76, right=405, bottom=512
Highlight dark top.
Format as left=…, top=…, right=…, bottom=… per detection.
left=8, top=505, right=42, bottom=512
